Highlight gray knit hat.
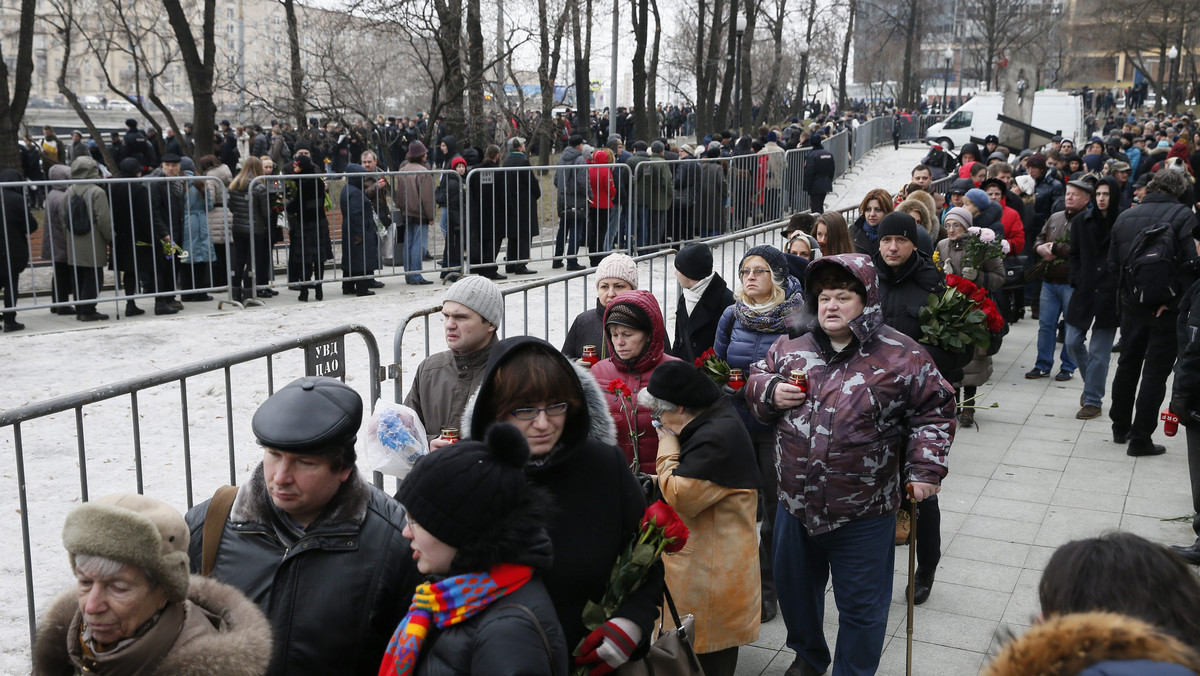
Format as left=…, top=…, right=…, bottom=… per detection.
left=63, top=493, right=191, bottom=603
left=596, top=253, right=639, bottom=289
left=444, top=275, right=504, bottom=327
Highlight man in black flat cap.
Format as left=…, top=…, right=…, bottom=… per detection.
left=185, top=376, right=417, bottom=676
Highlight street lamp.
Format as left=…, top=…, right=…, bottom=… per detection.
left=1168, top=45, right=1180, bottom=113
left=942, top=47, right=954, bottom=114
left=798, top=40, right=810, bottom=118
left=734, top=13, right=746, bottom=132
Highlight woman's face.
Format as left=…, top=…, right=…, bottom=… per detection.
left=739, top=255, right=774, bottom=303
left=505, top=400, right=567, bottom=457
left=950, top=193, right=965, bottom=208
left=903, top=208, right=923, bottom=226
left=815, top=223, right=828, bottom=248
left=986, top=185, right=1004, bottom=204
left=76, top=563, right=169, bottom=645
left=261, top=158, right=275, bottom=174
left=609, top=325, right=649, bottom=362
left=597, top=278, right=633, bottom=308
left=1095, top=185, right=1111, bottom=211
left=864, top=199, right=886, bottom=226
left=787, top=238, right=812, bottom=259
left=946, top=219, right=967, bottom=240
left=402, top=517, right=459, bottom=575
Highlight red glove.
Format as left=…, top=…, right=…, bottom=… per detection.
left=574, top=620, right=638, bottom=676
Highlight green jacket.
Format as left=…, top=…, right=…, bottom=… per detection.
left=65, top=157, right=113, bottom=269
left=628, top=154, right=673, bottom=211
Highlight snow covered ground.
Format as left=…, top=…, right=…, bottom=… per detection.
left=0, top=143, right=920, bottom=671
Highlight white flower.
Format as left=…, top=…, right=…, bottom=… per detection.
left=1001, top=239, right=1011, bottom=254
left=968, top=226, right=981, bottom=235
left=979, top=229, right=996, bottom=244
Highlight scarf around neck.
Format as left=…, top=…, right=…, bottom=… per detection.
left=733, top=281, right=805, bottom=334
left=378, top=563, right=533, bottom=676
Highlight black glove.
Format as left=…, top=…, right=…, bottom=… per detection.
left=1171, top=394, right=1200, bottom=428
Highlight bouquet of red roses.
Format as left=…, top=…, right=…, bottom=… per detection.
left=572, top=500, right=689, bottom=675
left=919, top=274, right=1005, bottom=353
left=693, top=347, right=731, bottom=386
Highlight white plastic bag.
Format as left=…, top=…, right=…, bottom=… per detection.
left=365, top=402, right=428, bottom=478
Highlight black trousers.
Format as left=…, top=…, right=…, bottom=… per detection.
left=51, top=261, right=74, bottom=305
left=75, top=266, right=102, bottom=315
left=1111, top=312, right=1178, bottom=442
left=809, top=192, right=826, bottom=214
left=697, top=647, right=738, bottom=676
left=1, top=270, right=15, bottom=324
left=753, top=429, right=777, bottom=601
left=901, top=495, right=942, bottom=573
left=1186, top=426, right=1200, bottom=539
left=505, top=216, right=532, bottom=272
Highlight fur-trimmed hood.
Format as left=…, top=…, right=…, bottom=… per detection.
left=460, top=336, right=617, bottom=449
left=231, top=462, right=372, bottom=529
left=983, top=612, right=1200, bottom=676
left=32, top=575, right=272, bottom=676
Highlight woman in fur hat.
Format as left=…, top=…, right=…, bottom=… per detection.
left=32, top=494, right=272, bottom=676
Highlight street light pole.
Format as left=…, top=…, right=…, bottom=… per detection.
left=1168, top=45, right=1179, bottom=113
left=734, top=13, right=746, bottom=133
left=942, top=47, right=953, bottom=114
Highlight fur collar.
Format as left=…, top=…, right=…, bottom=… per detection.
left=32, top=575, right=272, bottom=676
left=983, top=612, right=1200, bottom=676
left=231, top=462, right=371, bottom=528
left=460, top=360, right=617, bottom=447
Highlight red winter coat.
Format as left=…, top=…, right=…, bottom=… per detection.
left=1001, top=204, right=1025, bottom=253
left=589, top=289, right=681, bottom=474
left=588, top=154, right=617, bottom=210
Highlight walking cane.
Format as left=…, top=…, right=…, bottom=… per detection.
left=905, top=484, right=917, bottom=676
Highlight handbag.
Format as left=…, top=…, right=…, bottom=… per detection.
left=1002, top=255, right=1027, bottom=290
left=617, top=586, right=705, bottom=676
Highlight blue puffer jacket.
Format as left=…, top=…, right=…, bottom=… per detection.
left=714, top=276, right=803, bottom=434
left=1077, top=661, right=1197, bottom=676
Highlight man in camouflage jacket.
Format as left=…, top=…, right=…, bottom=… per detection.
left=746, top=253, right=955, bottom=676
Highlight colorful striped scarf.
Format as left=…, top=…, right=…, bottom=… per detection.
left=377, top=563, right=533, bottom=676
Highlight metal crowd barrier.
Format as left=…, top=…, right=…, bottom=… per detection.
left=0, top=323, right=382, bottom=650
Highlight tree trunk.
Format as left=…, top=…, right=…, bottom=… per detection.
left=737, top=0, right=757, bottom=133
left=631, top=0, right=649, bottom=141
left=163, top=0, right=217, bottom=158
left=571, top=0, right=592, bottom=147
left=54, top=9, right=117, bottom=170
left=695, top=0, right=727, bottom=139
left=432, top=0, right=466, bottom=142
left=756, top=0, right=787, bottom=126
left=838, top=0, right=855, bottom=112
left=647, top=0, right=661, bottom=137
left=282, top=0, right=305, bottom=130
left=715, top=0, right=739, bottom=131
left=899, top=0, right=920, bottom=108
left=466, top=0, right=487, bottom=147
left=0, top=0, right=36, bottom=171
left=787, top=0, right=817, bottom=119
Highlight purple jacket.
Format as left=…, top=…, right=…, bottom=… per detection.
left=746, top=254, right=955, bottom=535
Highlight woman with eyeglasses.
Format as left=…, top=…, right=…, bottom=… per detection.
left=713, top=244, right=804, bottom=624
left=460, top=336, right=664, bottom=675
left=589, top=289, right=681, bottom=475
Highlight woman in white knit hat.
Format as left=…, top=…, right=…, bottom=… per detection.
left=32, top=493, right=272, bottom=676
left=561, top=252, right=640, bottom=360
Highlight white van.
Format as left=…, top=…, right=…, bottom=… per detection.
left=925, top=91, right=1082, bottom=150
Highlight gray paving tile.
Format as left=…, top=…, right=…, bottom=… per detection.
left=934, top=555, right=1023, bottom=593
left=1012, top=438, right=1076, bottom=457
left=970, top=495, right=1050, bottom=523
left=890, top=607, right=998, bottom=652
left=1049, top=487, right=1124, bottom=513
left=734, top=645, right=780, bottom=676
left=1000, top=447, right=1070, bottom=471
left=1124, top=492, right=1194, bottom=520
left=1119, top=513, right=1196, bottom=545
left=957, top=513, right=1042, bottom=545
left=1022, top=545, right=1058, bottom=571
left=878, top=639, right=987, bottom=676
left=945, top=533, right=1032, bottom=569
left=906, top=579, right=1012, bottom=622
left=1056, top=457, right=1132, bottom=494
left=1000, top=583, right=1040, bottom=626
left=1033, top=506, right=1123, bottom=547
left=989, top=463, right=1062, bottom=489
left=981, top=479, right=1055, bottom=504
left=950, top=453, right=1002, bottom=479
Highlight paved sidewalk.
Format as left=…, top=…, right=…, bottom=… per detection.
left=735, top=315, right=1196, bottom=675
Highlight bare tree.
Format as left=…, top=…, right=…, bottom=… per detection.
left=163, top=0, right=218, bottom=158
left=961, top=0, right=1053, bottom=92
left=837, top=0, right=854, bottom=110
left=466, top=0, right=488, bottom=147
left=754, top=0, right=788, bottom=126
left=43, top=0, right=118, bottom=168
left=0, top=0, right=36, bottom=170
left=1088, top=0, right=1200, bottom=111
left=570, top=0, right=593, bottom=147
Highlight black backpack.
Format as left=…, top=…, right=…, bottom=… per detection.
left=67, top=192, right=91, bottom=235
left=1121, top=205, right=1189, bottom=308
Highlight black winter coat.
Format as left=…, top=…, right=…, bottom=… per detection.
left=413, top=536, right=568, bottom=676
left=803, top=148, right=835, bottom=195
left=341, top=167, right=380, bottom=276
left=285, top=171, right=329, bottom=257
left=872, top=250, right=970, bottom=383
left=185, top=467, right=419, bottom=676
left=109, top=179, right=159, bottom=274
left=1106, top=193, right=1199, bottom=318
left=465, top=161, right=501, bottom=265
left=1028, top=175, right=1064, bottom=254
left=670, top=273, right=734, bottom=364
left=461, top=337, right=664, bottom=654
left=228, top=181, right=270, bottom=240
left=502, top=152, right=540, bottom=231
left=0, top=168, right=35, bottom=277
left=1066, top=206, right=1119, bottom=330
left=1173, top=260, right=1200, bottom=404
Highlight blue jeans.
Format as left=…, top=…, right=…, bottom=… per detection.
left=1035, top=282, right=1076, bottom=373
left=774, top=506, right=895, bottom=676
left=604, top=205, right=624, bottom=251
left=1065, top=324, right=1117, bottom=407
left=404, top=221, right=429, bottom=282
left=637, top=207, right=665, bottom=251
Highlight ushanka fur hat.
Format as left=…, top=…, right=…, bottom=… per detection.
left=62, top=493, right=191, bottom=602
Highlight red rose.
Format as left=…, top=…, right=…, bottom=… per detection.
left=968, top=287, right=989, bottom=303
left=642, top=501, right=690, bottom=553
left=694, top=356, right=705, bottom=367
left=945, top=273, right=963, bottom=288
left=700, top=348, right=716, bottom=361
left=606, top=379, right=629, bottom=397
left=663, top=519, right=690, bottom=553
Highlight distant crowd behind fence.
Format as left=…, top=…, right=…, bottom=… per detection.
left=1, top=116, right=943, bottom=315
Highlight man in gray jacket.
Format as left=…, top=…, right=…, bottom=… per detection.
left=404, top=275, right=503, bottom=445
left=552, top=134, right=591, bottom=270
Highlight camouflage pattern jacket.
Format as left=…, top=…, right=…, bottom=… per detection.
left=746, top=254, right=956, bottom=536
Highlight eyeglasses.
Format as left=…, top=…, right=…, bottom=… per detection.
left=739, top=268, right=772, bottom=278
left=510, top=402, right=569, bottom=420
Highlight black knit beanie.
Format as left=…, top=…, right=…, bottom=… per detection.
left=876, top=212, right=920, bottom=245
left=742, top=245, right=787, bottom=280
left=647, top=361, right=721, bottom=409
left=396, top=423, right=531, bottom=548
left=674, top=243, right=714, bottom=281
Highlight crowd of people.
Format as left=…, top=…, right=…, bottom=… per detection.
left=21, top=101, right=1200, bottom=676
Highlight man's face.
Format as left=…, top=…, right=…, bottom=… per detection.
left=361, top=155, right=377, bottom=172
left=950, top=193, right=965, bottom=207
left=994, top=171, right=1012, bottom=188
left=161, top=161, right=180, bottom=177
left=1028, top=166, right=1044, bottom=180
left=879, top=235, right=916, bottom=268
left=294, top=149, right=311, bottom=159
left=442, top=300, right=494, bottom=354
left=817, top=287, right=864, bottom=343
left=263, top=447, right=351, bottom=527
left=1060, top=141, right=1074, bottom=154
left=986, top=185, right=1005, bottom=204
left=1064, top=185, right=1090, bottom=213
left=1115, top=170, right=1130, bottom=185
left=1095, top=184, right=1111, bottom=212
left=911, top=169, right=931, bottom=189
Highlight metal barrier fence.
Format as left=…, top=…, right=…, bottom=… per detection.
left=0, top=174, right=233, bottom=319
left=0, top=323, right=382, bottom=650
